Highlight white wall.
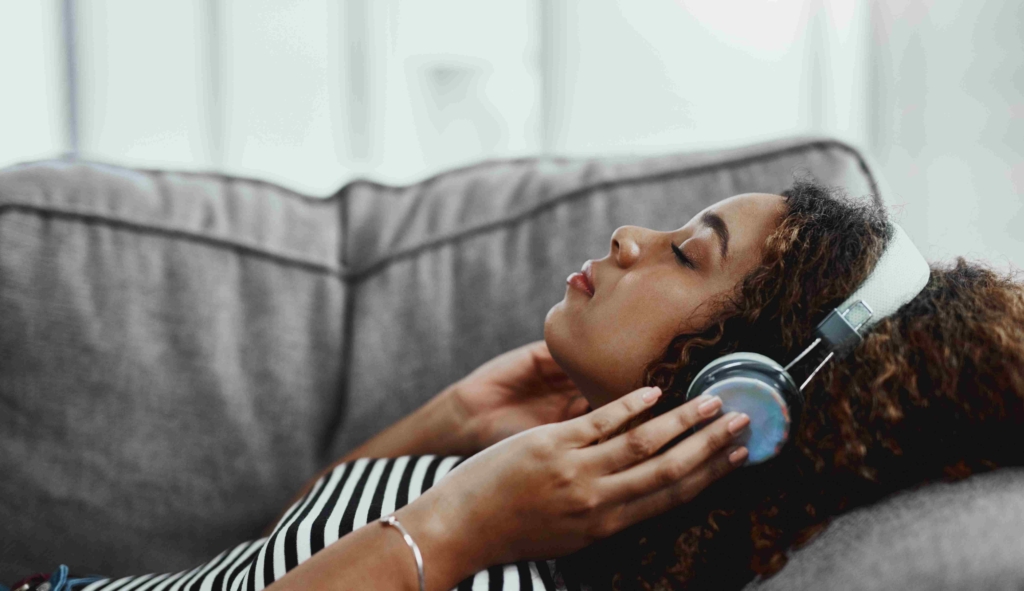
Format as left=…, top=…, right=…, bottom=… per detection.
left=0, top=0, right=66, bottom=165
left=545, top=0, right=871, bottom=153
left=868, top=0, right=1023, bottom=272
left=0, top=0, right=1020, bottom=271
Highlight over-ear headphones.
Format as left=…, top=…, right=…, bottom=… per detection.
left=684, top=222, right=931, bottom=465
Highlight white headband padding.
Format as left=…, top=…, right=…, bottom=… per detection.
left=837, top=222, right=931, bottom=332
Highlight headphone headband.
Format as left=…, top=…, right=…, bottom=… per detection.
left=814, top=222, right=931, bottom=353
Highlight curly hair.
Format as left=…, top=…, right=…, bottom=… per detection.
left=559, top=179, right=1024, bottom=590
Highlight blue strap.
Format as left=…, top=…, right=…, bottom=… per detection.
left=48, top=566, right=104, bottom=591
left=48, top=566, right=68, bottom=591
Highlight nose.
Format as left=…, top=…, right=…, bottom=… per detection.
left=610, top=225, right=642, bottom=268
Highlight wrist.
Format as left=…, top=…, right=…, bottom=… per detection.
left=378, top=516, right=426, bottom=591
left=393, top=489, right=491, bottom=590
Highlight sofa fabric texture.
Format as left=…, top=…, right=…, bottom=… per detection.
left=2, top=136, right=1017, bottom=589
left=744, top=468, right=1024, bottom=591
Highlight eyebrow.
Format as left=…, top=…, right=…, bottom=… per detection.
left=701, top=211, right=730, bottom=261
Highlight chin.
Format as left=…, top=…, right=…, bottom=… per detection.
left=544, top=305, right=581, bottom=374
left=543, top=307, right=565, bottom=364
left=543, top=301, right=565, bottom=351
left=545, top=301, right=618, bottom=408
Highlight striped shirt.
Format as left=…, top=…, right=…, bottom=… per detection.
left=77, top=455, right=585, bottom=591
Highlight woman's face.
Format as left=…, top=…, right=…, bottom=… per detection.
left=544, top=193, right=787, bottom=409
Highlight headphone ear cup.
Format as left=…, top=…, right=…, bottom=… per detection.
left=686, top=352, right=799, bottom=465
left=694, top=376, right=790, bottom=464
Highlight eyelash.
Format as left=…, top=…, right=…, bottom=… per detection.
left=671, top=243, right=694, bottom=269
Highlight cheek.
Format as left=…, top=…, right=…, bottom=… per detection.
left=614, top=277, right=697, bottom=341
left=590, top=290, right=695, bottom=386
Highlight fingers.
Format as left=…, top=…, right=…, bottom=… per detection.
left=579, top=393, right=725, bottom=474
left=560, top=387, right=662, bottom=447
left=594, top=410, right=750, bottom=506
left=606, top=443, right=747, bottom=532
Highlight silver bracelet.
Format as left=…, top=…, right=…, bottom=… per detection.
left=378, top=514, right=426, bottom=591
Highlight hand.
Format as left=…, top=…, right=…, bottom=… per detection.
left=396, top=386, right=750, bottom=577
left=448, top=340, right=592, bottom=450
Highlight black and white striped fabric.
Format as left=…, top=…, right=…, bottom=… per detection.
left=77, top=455, right=574, bottom=591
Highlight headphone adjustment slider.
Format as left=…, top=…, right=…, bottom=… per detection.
left=814, top=302, right=871, bottom=354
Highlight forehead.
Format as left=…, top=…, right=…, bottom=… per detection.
left=712, top=192, right=785, bottom=217
left=687, top=192, right=785, bottom=229
left=688, top=192, right=786, bottom=258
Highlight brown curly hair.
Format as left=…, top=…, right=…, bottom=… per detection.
left=558, top=178, right=1024, bottom=590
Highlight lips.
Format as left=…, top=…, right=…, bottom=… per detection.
left=566, top=260, right=596, bottom=297
left=582, top=260, right=596, bottom=294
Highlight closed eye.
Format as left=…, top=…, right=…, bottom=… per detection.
left=672, top=243, right=694, bottom=269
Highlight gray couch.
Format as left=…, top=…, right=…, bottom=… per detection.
left=2, top=136, right=1021, bottom=590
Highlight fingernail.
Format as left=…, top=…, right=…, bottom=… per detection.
left=728, top=447, right=749, bottom=465
left=641, top=386, right=662, bottom=403
left=697, top=396, right=722, bottom=417
left=728, top=413, right=750, bottom=434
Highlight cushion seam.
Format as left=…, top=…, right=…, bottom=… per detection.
left=0, top=204, right=343, bottom=278
left=346, top=138, right=880, bottom=282
left=319, top=181, right=356, bottom=459
left=16, top=156, right=571, bottom=202
left=3, top=159, right=344, bottom=204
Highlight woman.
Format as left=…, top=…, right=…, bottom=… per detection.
left=550, top=180, right=1024, bottom=590
left=29, top=179, right=1024, bottom=591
